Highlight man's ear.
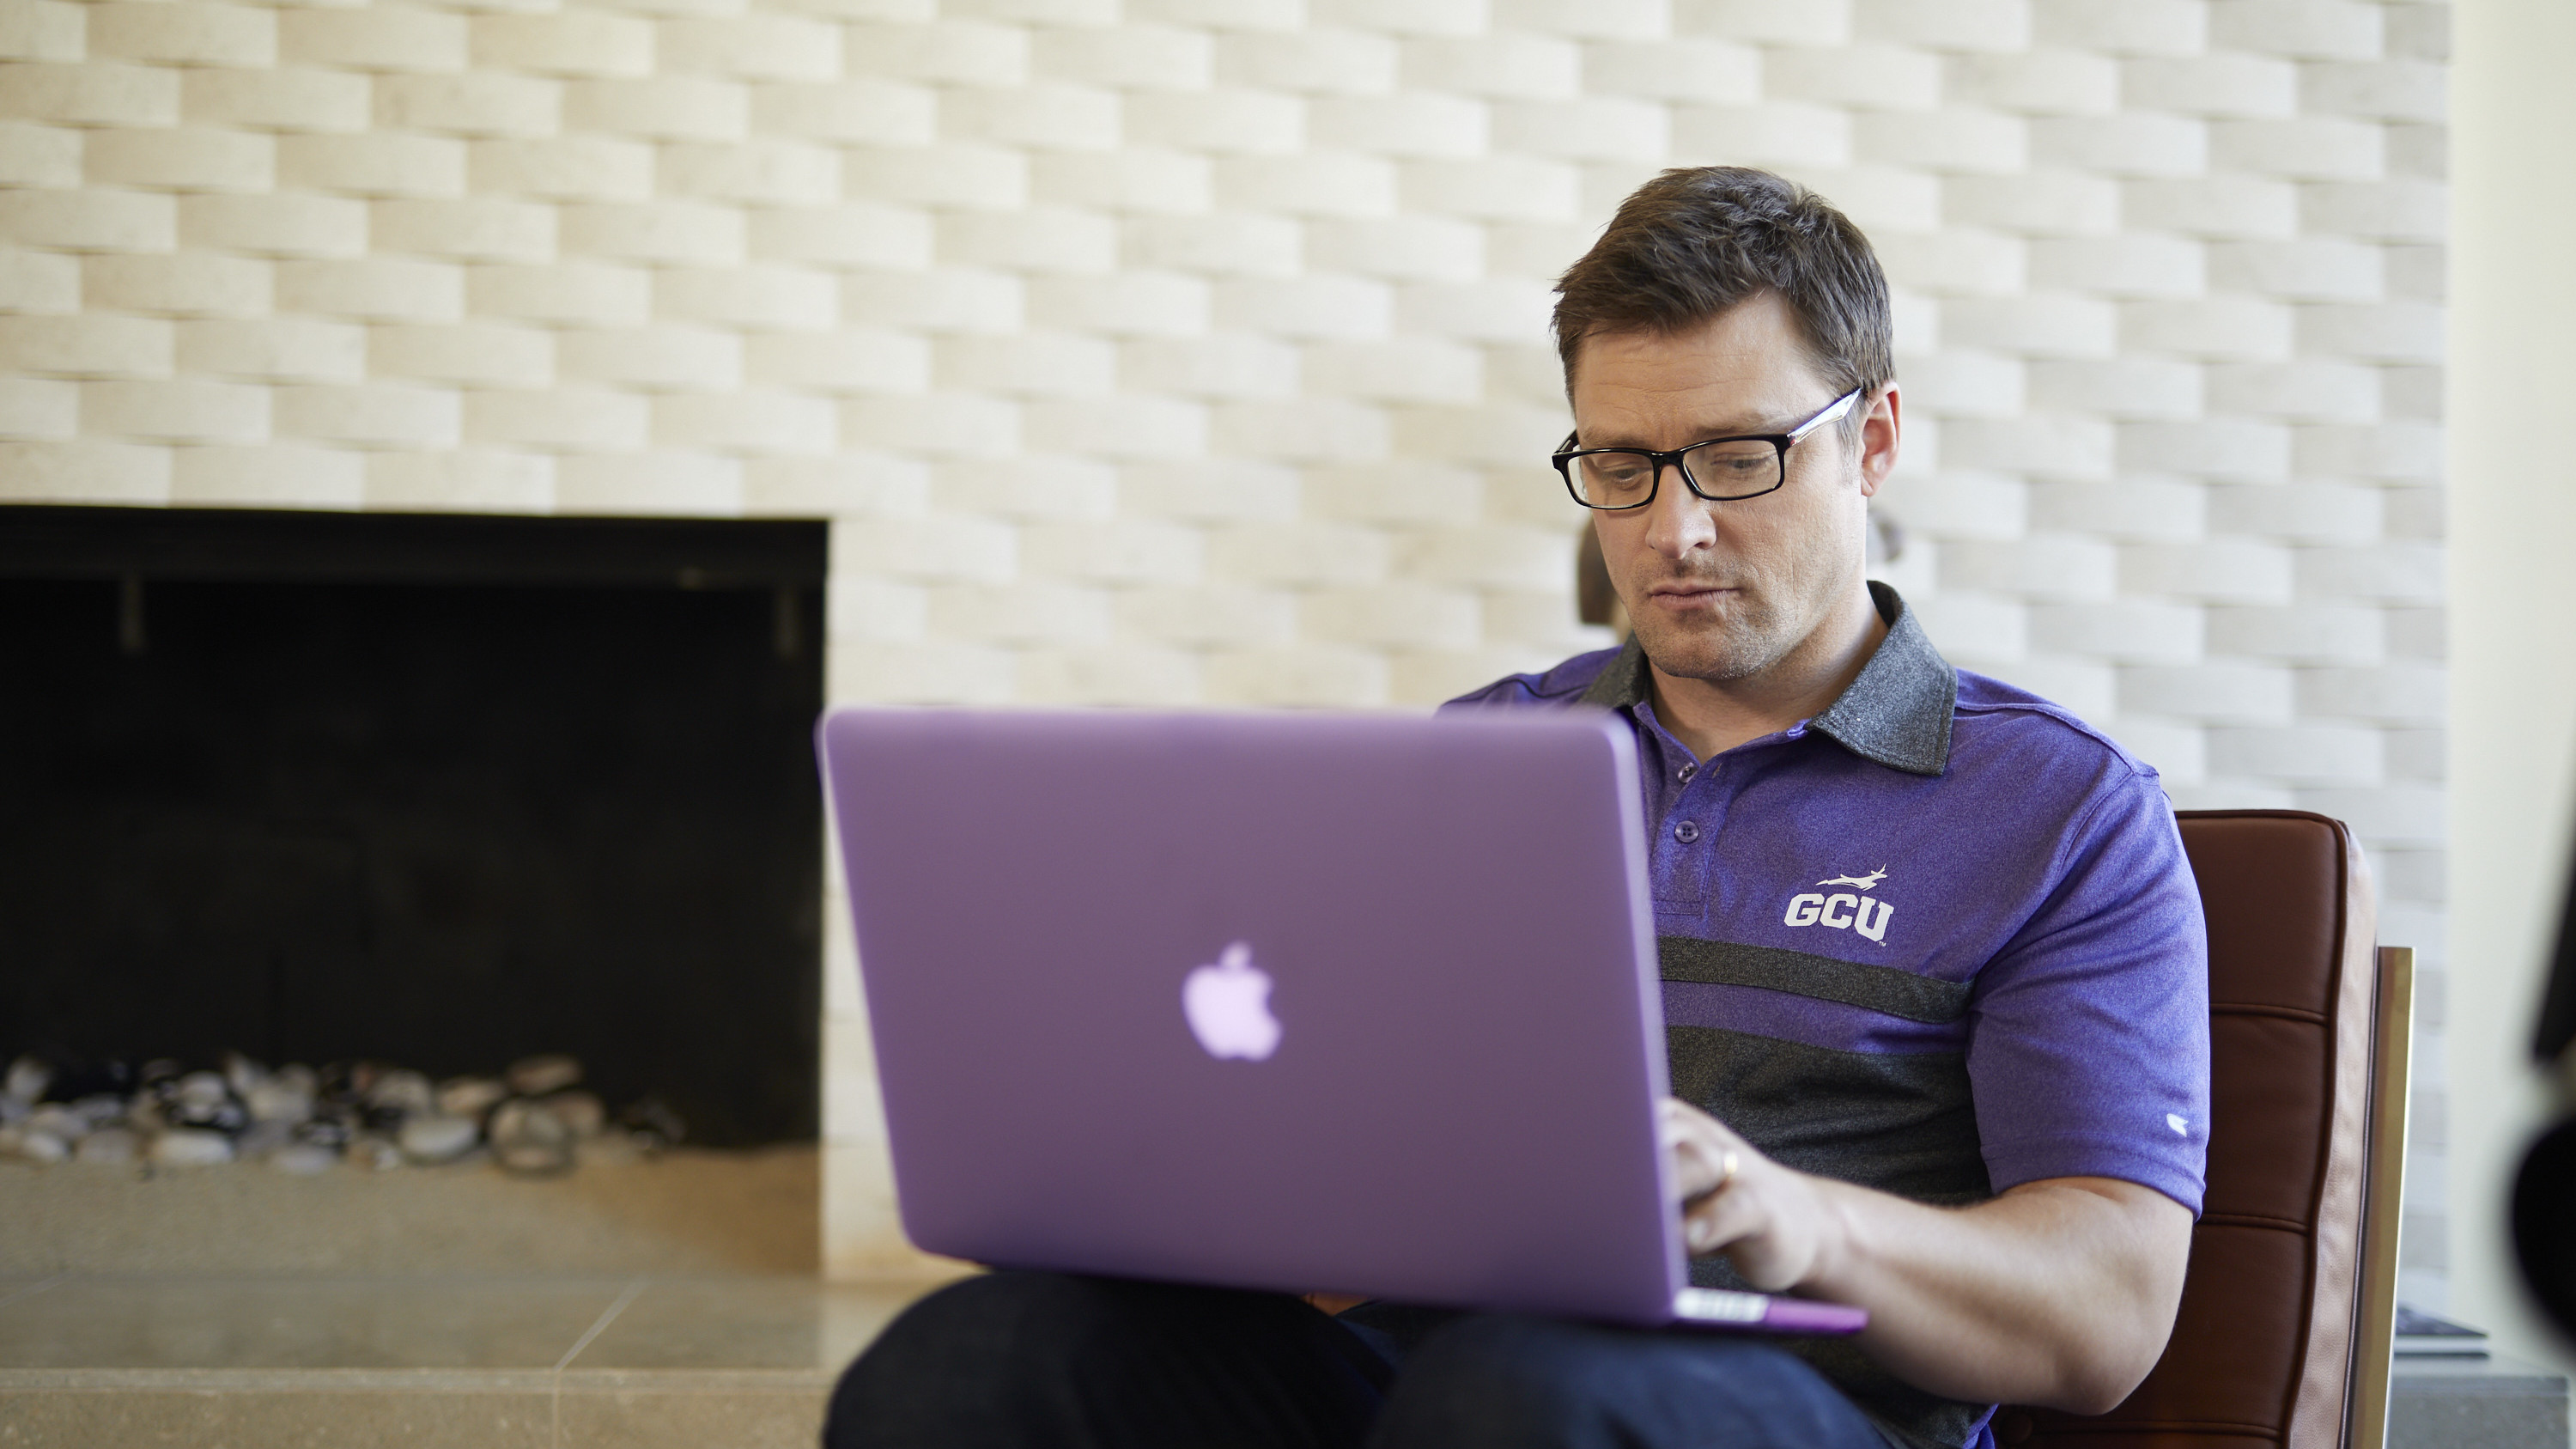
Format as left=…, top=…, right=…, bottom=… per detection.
left=1856, top=382, right=1901, bottom=499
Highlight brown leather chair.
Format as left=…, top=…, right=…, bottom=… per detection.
left=1996, top=810, right=2410, bottom=1449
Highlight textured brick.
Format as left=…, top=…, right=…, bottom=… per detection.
left=368, top=322, right=551, bottom=387
left=1024, top=395, right=1208, bottom=458
left=2296, top=665, right=2445, bottom=725
left=0, top=3, right=83, bottom=64
left=1125, top=0, right=1305, bottom=30
left=274, top=258, right=463, bottom=324
left=744, top=329, right=930, bottom=393
left=1214, top=31, right=1395, bottom=96
left=1497, top=0, right=1668, bottom=40
left=940, top=84, right=1121, bottom=152
left=2030, top=600, right=2202, bottom=662
left=1400, top=523, right=1574, bottom=588
left=1118, top=584, right=1296, bottom=644
left=467, top=138, right=653, bottom=203
left=373, top=74, right=557, bottom=138
left=1580, top=38, right=1758, bottom=102
left=83, top=253, right=269, bottom=318
left=2118, top=299, right=2293, bottom=360
left=364, top=448, right=551, bottom=513
left=552, top=451, right=744, bottom=517
left=2206, top=479, right=2381, bottom=544
left=1937, top=416, right=2114, bottom=477
left=0, top=190, right=178, bottom=253
left=2122, top=55, right=2299, bottom=118
left=2299, top=181, right=2445, bottom=243
left=90, top=3, right=276, bottom=67
left=2027, top=235, right=2204, bottom=298
left=2293, top=421, right=2441, bottom=482
left=82, top=378, right=270, bottom=443
left=928, top=582, right=1115, bottom=647
left=563, top=77, right=747, bottom=143
left=1400, top=156, right=1580, bottom=222
left=1941, top=295, right=2116, bottom=356
left=1938, top=536, right=2117, bottom=599
left=277, top=133, right=465, bottom=198
left=1029, top=149, right=1208, bottom=213
left=1121, top=213, right=1302, bottom=277
left=0, top=377, right=75, bottom=437
left=2119, top=418, right=2293, bottom=481
left=0, top=121, right=74, bottom=188
left=1309, top=0, right=1490, bottom=38
left=932, top=454, right=1117, bottom=521
left=1899, top=351, right=2025, bottom=417
left=555, top=326, right=741, bottom=389
left=841, top=268, right=1019, bottom=333
left=1307, top=216, right=1485, bottom=282
left=1122, top=89, right=1304, bottom=155
left=181, top=67, right=370, bottom=133
left=0, top=249, right=79, bottom=314
left=0, top=440, right=170, bottom=502
left=277, top=8, right=469, bottom=74
left=2296, top=543, right=2443, bottom=605
left=2302, top=61, right=2443, bottom=123
left=2211, top=118, right=2383, bottom=180
left=659, top=16, right=843, bottom=82
left=271, top=382, right=459, bottom=447
left=1113, top=334, right=1296, bottom=399
left=2204, top=239, right=2380, bottom=301
left=1765, top=45, right=1941, bottom=109
left=1670, top=102, right=1852, bottom=168
left=929, top=332, right=1114, bottom=397
left=1211, top=397, right=1391, bottom=460
left=935, top=208, right=1115, bottom=275
left=1856, top=109, right=2028, bottom=174
left=845, top=143, right=1027, bottom=210
left=1018, top=273, right=1203, bottom=338
left=754, top=82, right=934, bottom=145
left=1672, top=0, right=1850, bottom=44
left=1492, top=98, right=1666, bottom=160
left=1943, top=50, right=2117, bottom=113
left=2119, top=663, right=2294, bottom=723
left=1886, top=471, right=2026, bottom=537
left=1212, top=275, right=1391, bottom=338
left=175, top=318, right=365, bottom=381
left=1400, top=34, right=1579, bottom=98
left=173, top=442, right=365, bottom=508
left=1204, top=646, right=1388, bottom=707
left=845, top=21, right=1028, bottom=84
left=470, top=13, right=653, bottom=78
left=559, top=202, right=746, bottom=266
left=1943, top=172, right=2117, bottom=234
left=1213, top=153, right=1397, bottom=216
left=2211, top=0, right=2382, bottom=61
left=1305, top=338, right=1482, bottom=402
left=2123, top=177, right=2299, bottom=238
left=2029, top=478, right=2207, bottom=540
left=654, top=265, right=836, bottom=332
left=2030, top=115, right=2206, bottom=177
left=654, top=390, right=837, bottom=454
left=463, top=386, right=648, bottom=451
left=749, top=204, right=933, bottom=271
left=2205, top=604, right=2380, bottom=662
left=1395, top=278, right=1552, bottom=344
left=2204, top=362, right=2379, bottom=422
left=659, top=140, right=840, bottom=206
left=468, top=263, right=651, bottom=327
left=0, top=315, right=172, bottom=377
left=1308, top=94, right=1485, bottom=158
left=370, top=198, right=552, bottom=264
left=2296, top=302, right=2442, bottom=364
left=2121, top=539, right=2296, bottom=602
left=1856, top=0, right=2031, bottom=51
left=1020, top=519, right=1200, bottom=582
left=0, top=63, right=180, bottom=127
left=2207, top=725, right=2382, bottom=783
left=2024, top=357, right=2199, bottom=418
left=1031, top=26, right=1210, bottom=90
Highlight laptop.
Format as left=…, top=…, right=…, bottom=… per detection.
left=817, top=704, right=1865, bottom=1336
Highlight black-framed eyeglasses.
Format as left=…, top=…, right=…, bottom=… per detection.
left=1552, top=387, right=1865, bottom=511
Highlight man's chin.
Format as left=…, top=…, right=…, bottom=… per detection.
left=1629, top=615, right=1771, bottom=685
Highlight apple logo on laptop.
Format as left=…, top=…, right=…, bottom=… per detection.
left=1182, top=941, right=1281, bottom=1061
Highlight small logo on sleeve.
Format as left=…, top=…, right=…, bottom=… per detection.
left=1783, top=868, right=1894, bottom=945
left=2166, top=1114, right=2190, bottom=1136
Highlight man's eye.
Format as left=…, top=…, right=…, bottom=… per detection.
left=1586, top=457, right=1651, bottom=487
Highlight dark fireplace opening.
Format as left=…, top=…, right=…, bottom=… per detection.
left=2, top=507, right=827, bottom=1148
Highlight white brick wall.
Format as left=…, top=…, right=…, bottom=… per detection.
left=0, top=0, right=2447, bottom=1301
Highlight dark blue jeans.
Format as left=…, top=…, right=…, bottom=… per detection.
left=823, top=1271, right=1891, bottom=1449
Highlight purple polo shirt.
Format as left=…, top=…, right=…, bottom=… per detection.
left=1449, top=583, right=2208, bottom=1449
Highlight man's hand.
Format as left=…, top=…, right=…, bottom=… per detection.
left=1661, top=1097, right=2194, bottom=1414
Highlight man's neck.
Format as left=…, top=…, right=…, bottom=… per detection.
left=1643, top=586, right=1890, bottom=762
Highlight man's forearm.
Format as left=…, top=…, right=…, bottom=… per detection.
left=1787, top=1175, right=2192, bottom=1412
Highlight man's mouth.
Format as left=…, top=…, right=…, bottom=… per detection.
left=1645, top=581, right=1735, bottom=605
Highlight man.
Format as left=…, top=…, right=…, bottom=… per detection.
left=825, top=167, right=2208, bottom=1449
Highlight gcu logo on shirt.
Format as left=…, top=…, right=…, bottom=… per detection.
left=1784, top=868, right=1894, bottom=944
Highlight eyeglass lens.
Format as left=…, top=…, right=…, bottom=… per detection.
left=1571, top=439, right=1779, bottom=508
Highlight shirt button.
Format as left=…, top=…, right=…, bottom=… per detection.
left=1673, top=820, right=1702, bottom=844
left=1678, top=764, right=1696, bottom=782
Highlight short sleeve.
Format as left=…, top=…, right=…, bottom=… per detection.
left=1964, top=771, right=2210, bottom=1215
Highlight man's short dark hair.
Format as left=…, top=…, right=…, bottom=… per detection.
left=1553, top=167, right=1893, bottom=415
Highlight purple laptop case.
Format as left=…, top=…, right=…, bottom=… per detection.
left=821, top=707, right=1684, bottom=1323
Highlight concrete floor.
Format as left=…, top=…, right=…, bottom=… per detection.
left=0, top=1273, right=948, bottom=1447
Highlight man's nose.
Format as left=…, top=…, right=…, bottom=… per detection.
left=1641, top=462, right=1719, bottom=556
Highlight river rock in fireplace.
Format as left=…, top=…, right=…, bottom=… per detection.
left=0, top=1052, right=683, bottom=1176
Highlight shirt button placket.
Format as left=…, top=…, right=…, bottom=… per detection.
left=1673, top=819, right=1701, bottom=844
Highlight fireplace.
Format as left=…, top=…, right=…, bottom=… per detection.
left=1, top=507, right=827, bottom=1148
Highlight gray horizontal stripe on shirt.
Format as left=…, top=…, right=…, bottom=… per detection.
left=1658, top=936, right=1971, bottom=1025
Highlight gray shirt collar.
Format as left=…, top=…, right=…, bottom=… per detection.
left=1576, top=581, right=1957, bottom=776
